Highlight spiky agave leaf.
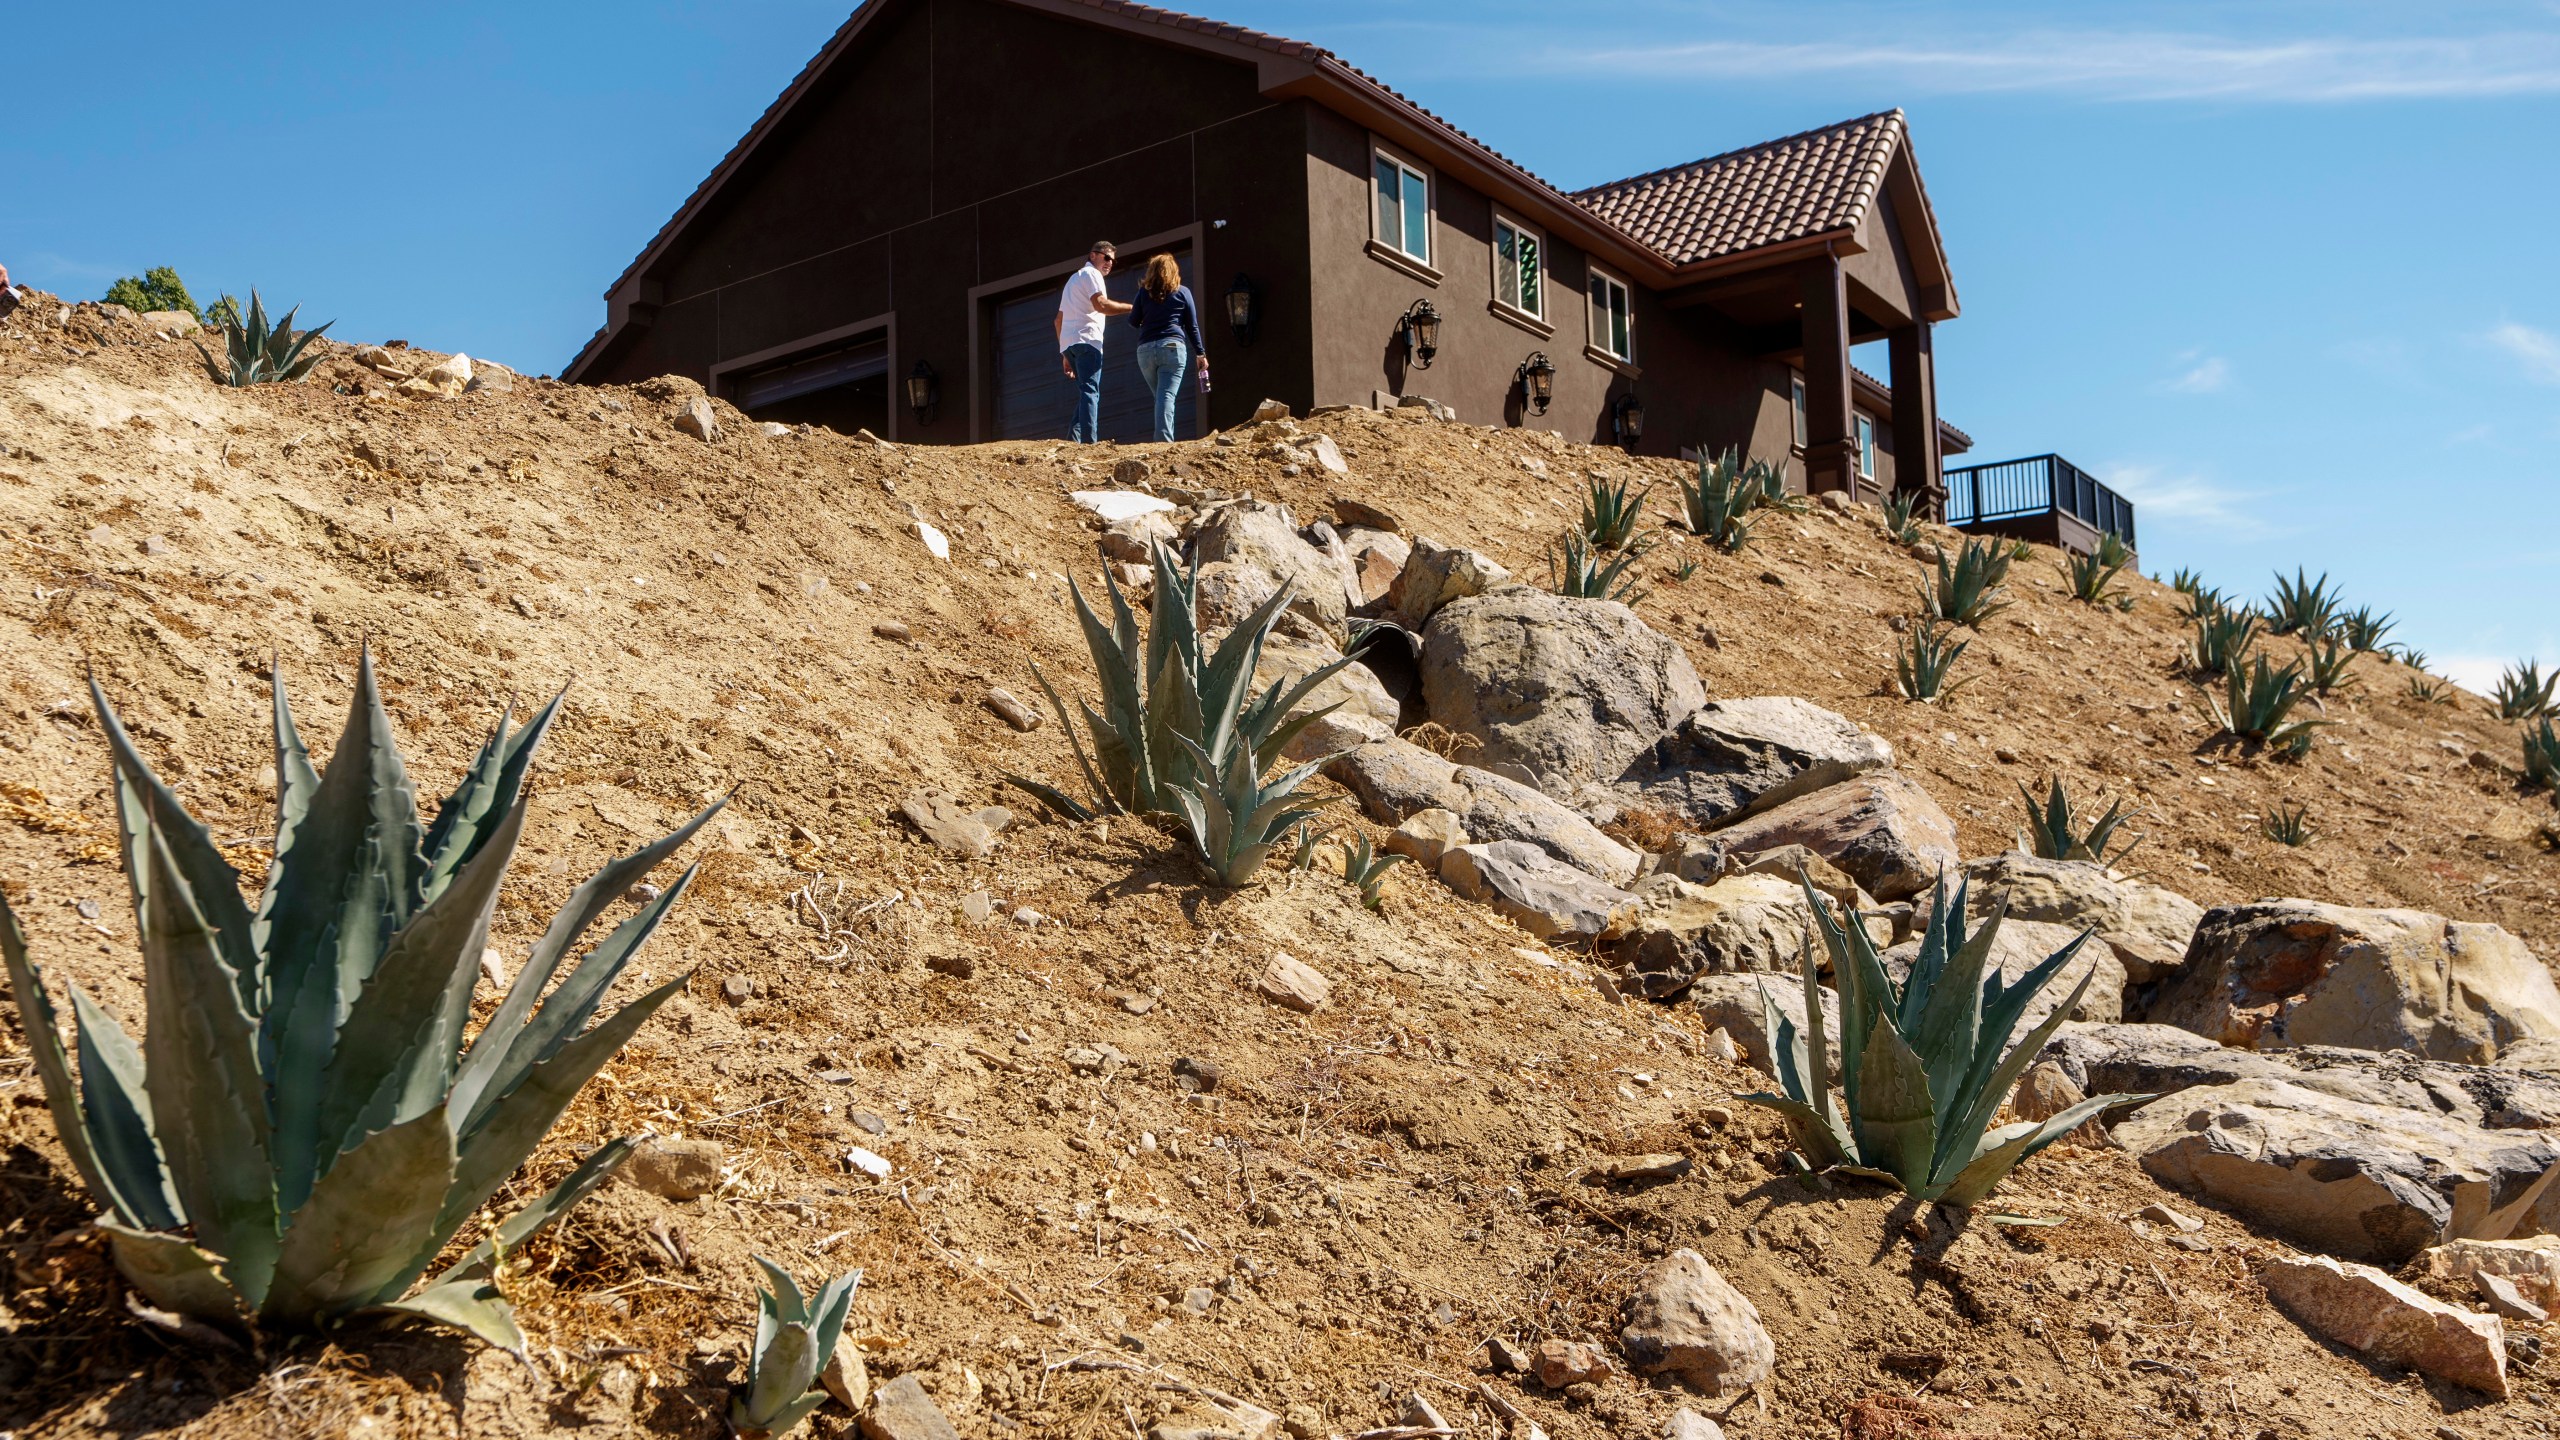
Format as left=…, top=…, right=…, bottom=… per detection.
left=2014, top=777, right=2142, bottom=865
left=2264, top=567, right=2340, bottom=638
left=1921, top=539, right=2012, bottom=628
left=2212, top=655, right=2324, bottom=749
left=733, top=1259, right=863, bottom=1438
left=1893, top=616, right=1969, bottom=703
left=1675, top=447, right=1757, bottom=553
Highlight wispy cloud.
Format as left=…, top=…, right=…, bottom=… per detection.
left=2161, top=353, right=2231, bottom=394
left=2099, top=463, right=2262, bottom=530
left=1561, top=30, right=2560, bottom=102
left=2486, top=322, right=2560, bottom=385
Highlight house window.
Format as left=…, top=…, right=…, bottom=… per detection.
left=1790, top=377, right=1807, bottom=448
left=1854, top=413, right=1876, bottom=481
left=1493, top=216, right=1542, bottom=318
left=1374, top=151, right=1431, bottom=263
left=1587, top=268, right=1632, bottom=361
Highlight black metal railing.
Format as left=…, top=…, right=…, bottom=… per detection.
left=1942, top=454, right=2135, bottom=547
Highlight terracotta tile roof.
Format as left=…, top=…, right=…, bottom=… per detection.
left=1570, top=111, right=1906, bottom=266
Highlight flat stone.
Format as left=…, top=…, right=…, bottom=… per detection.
left=1383, top=808, right=1470, bottom=870
left=1341, top=526, right=1410, bottom=605
left=2418, top=1236, right=2560, bottom=1312
left=1421, top=588, right=1705, bottom=795
left=1882, top=916, right=2126, bottom=1026
left=1700, top=770, right=1958, bottom=902
left=1307, top=433, right=1348, bottom=475
left=1385, top=536, right=1509, bottom=630
left=1333, top=497, right=1406, bottom=534
left=623, top=1137, right=723, bottom=1201
left=1620, top=1248, right=1775, bottom=1394
left=1257, top=953, right=1331, bottom=1012
left=1532, top=1338, right=1614, bottom=1388
left=2138, top=1201, right=2204, bottom=1233
left=900, top=790, right=1011, bottom=858
left=2038, top=1022, right=2560, bottom=1131
left=2113, top=1079, right=2560, bottom=1263
left=1961, top=852, right=2204, bottom=985
left=1597, top=1153, right=1692, bottom=1181
left=1325, top=738, right=1638, bottom=884
left=1615, top=873, right=1839, bottom=1000
left=1614, top=696, right=1895, bottom=831
left=2143, top=900, right=2560, bottom=1064
left=1070, top=489, right=1176, bottom=523
left=2261, top=1254, right=2507, bottom=1397
left=861, top=1372, right=966, bottom=1440
left=1440, top=841, right=1637, bottom=942
left=2478, top=1270, right=2548, bottom=1322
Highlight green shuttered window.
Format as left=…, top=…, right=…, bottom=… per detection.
left=1495, top=217, right=1541, bottom=318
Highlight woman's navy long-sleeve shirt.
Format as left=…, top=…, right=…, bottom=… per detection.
left=1129, top=284, right=1207, bottom=358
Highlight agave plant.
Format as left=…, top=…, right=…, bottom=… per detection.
left=2186, top=607, right=2261, bottom=678
left=2264, top=568, right=2341, bottom=638
left=1288, top=819, right=1328, bottom=872
left=2062, top=546, right=2128, bottom=606
left=1893, top=616, right=1970, bottom=704
left=1920, top=538, right=2014, bottom=628
left=1880, top=491, right=1924, bottom=546
left=2184, top=585, right=2233, bottom=623
left=2213, top=655, right=2323, bottom=749
left=2526, top=718, right=2560, bottom=791
left=2493, top=661, right=2559, bottom=722
left=1549, top=530, right=1647, bottom=603
left=1338, top=832, right=1407, bottom=912
left=1021, top=542, right=1356, bottom=822
left=2261, top=803, right=2315, bottom=847
left=1578, top=474, right=1652, bottom=552
left=2407, top=673, right=2453, bottom=705
left=194, top=289, right=333, bottom=387
left=2395, top=645, right=2431, bottom=673
left=1742, top=876, right=2149, bottom=1204
left=1675, top=448, right=1758, bottom=554
left=2168, top=567, right=2205, bottom=597
left=2336, top=606, right=2397, bottom=653
left=731, top=1259, right=862, bottom=1440
left=2304, top=637, right=2358, bottom=696
left=2015, top=777, right=2143, bottom=866
left=0, top=658, right=711, bottom=1348
left=1743, top=453, right=1802, bottom=513
left=1167, top=726, right=1328, bottom=887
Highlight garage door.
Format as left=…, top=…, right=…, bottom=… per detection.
left=993, top=251, right=1200, bottom=443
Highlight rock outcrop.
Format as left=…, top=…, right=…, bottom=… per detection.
left=1698, top=770, right=1957, bottom=902
left=1325, top=738, right=1639, bottom=885
left=1420, top=589, right=1705, bottom=795
left=1959, top=852, right=2203, bottom=984
left=1613, top=696, right=1893, bottom=831
left=1441, top=841, right=1638, bottom=941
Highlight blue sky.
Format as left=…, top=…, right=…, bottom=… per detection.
left=6, top=2, right=2555, bottom=689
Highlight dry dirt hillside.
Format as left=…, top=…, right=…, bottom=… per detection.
left=2, top=294, right=2558, bottom=1440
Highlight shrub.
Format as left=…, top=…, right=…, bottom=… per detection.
left=2336, top=606, right=2397, bottom=653
left=2304, top=637, right=2357, bottom=696
left=2213, top=655, right=2323, bottom=749
left=2015, top=776, right=2143, bottom=865
left=0, top=658, right=709, bottom=1348
left=204, top=293, right=243, bottom=329
left=2261, top=803, right=2314, bottom=847
left=1675, top=448, right=1758, bottom=554
left=1741, top=875, right=2149, bottom=1204
left=103, top=265, right=199, bottom=318
left=1920, top=538, right=2013, bottom=628
left=1338, top=832, right=1406, bottom=911
left=2526, top=718, right=2560, bottom=790
left=2062, top=546, right=2128, bottom=606
left=1579, top=474, right=1652, bottom=552
left=196, top=290, right=333, bottom=387
left=1549, top=530, right=1646, bottom=603
left=733, top=1259, right=861, bottom=1440
left=1893, top=617, right=1970, bottom=704
left=2493, top=661, right=2559, bottom=721
left=2265, top=568, right=2340, bottom=638
left=2186, top=607, right=2260, bottom=678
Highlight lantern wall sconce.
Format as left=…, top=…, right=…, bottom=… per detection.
left=1398, top=299, right=1441, bottom=369
left=1223, top=273, right=1259, bottom=344
left=1612, top=392, right=1645, bottom=446
left=905, top=360, right=939, bottom=422
left=1515, top=352, right=1555, bottom=415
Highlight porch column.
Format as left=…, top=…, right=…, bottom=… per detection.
left=1888, top=321, right=1942, bottom=516
left=1797, top=256, right=1856, bottom=496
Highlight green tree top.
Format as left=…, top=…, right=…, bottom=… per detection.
left=103, top=265, right=199, bottom=320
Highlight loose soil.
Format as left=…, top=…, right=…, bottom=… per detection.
left=2, top=297, right=2556, bottom=1438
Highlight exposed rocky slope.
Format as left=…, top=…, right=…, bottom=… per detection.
left=2, top=294, right=2559, bottom=1438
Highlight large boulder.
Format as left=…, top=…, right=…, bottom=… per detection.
left=1420, top=589, right=1706, bottom=795
left=1690, top=975, right=1839, bottom=1074
left=2143, top=901, right=2560, bottom=1065
left=1386, top=536, right=1508, bottom=629
left=2112, top=1079, right=2560, bottom=1264
left=1324, top=738, right=1639, bottom=885
left=1192, top=502, right=1349, bottom=640
left=1440, top=841, right=1637, bottom=942
left=1700, top=770, right=1957, bottom=902
left=2040, top=1022, right=2560, bottom=1132
left=1616, top=873, right=1887, bottom=1000
left=1882, top=917, right=2127, bottom=1026
left=1959, top=852, right=2204, bottom=985
left=1252, top=631, right=1400, bottom=761
left=1613, top=697, right=1893, bottom=832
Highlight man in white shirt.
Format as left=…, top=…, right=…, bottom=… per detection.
left=1055, top=241, right=1132, bottom=442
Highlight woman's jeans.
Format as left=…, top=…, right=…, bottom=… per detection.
left=1065, top=342, right=1105, bottom=442
left=1135, top=338, right=1188, bottom=442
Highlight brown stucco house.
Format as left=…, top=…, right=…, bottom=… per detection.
left=563, top=0, right=1972, bottom=508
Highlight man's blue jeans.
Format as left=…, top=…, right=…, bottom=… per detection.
left=1135, top=338, right=1187, bottom=442
left=1065, top=342, right=1105, bottom=442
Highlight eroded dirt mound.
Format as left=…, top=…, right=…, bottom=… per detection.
left=2, top=295, right=2556, bottom=1437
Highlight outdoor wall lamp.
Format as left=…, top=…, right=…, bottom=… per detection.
left=1224, top=273, right=1259, bottom=344
left=1399, top=299, right=1441, bottom=369
left=1612, top=392, right=1645, bottom=445
left=905, top=360, right=938, bottom=421
left=1516, top=352, right=1555, bottom=414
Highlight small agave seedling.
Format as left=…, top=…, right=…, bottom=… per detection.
left=1741, top=875, right=2150, bottom=1204
left=1893, top=616, right=1969, bottom=704
left=2016, top=777, right=2143, bottom=865
left=195, top=289, right=333, bottom=387
left=1338, top=832, right=1406, bottom=911
left=731, top=1259, right=862, bottom=1440
left=1675, top=448, right=1758, bottom=554
left=0, top=656, right=715, bottom=1349
left=1920, top=538, right=2013, bottom=628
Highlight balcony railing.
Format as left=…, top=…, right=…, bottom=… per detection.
left=1942, top=453, right=2135, bottom=548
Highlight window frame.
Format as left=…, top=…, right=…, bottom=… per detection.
left=1372, top=147, right=1434, bottom=266
left=1586, top=265, right=1634, bottom=364
left=1854, top=412, right=1877, bottom=481
left=1790, top=376, right=1808, bottom=449
left=1491, top=212, right=1545, bottom=322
